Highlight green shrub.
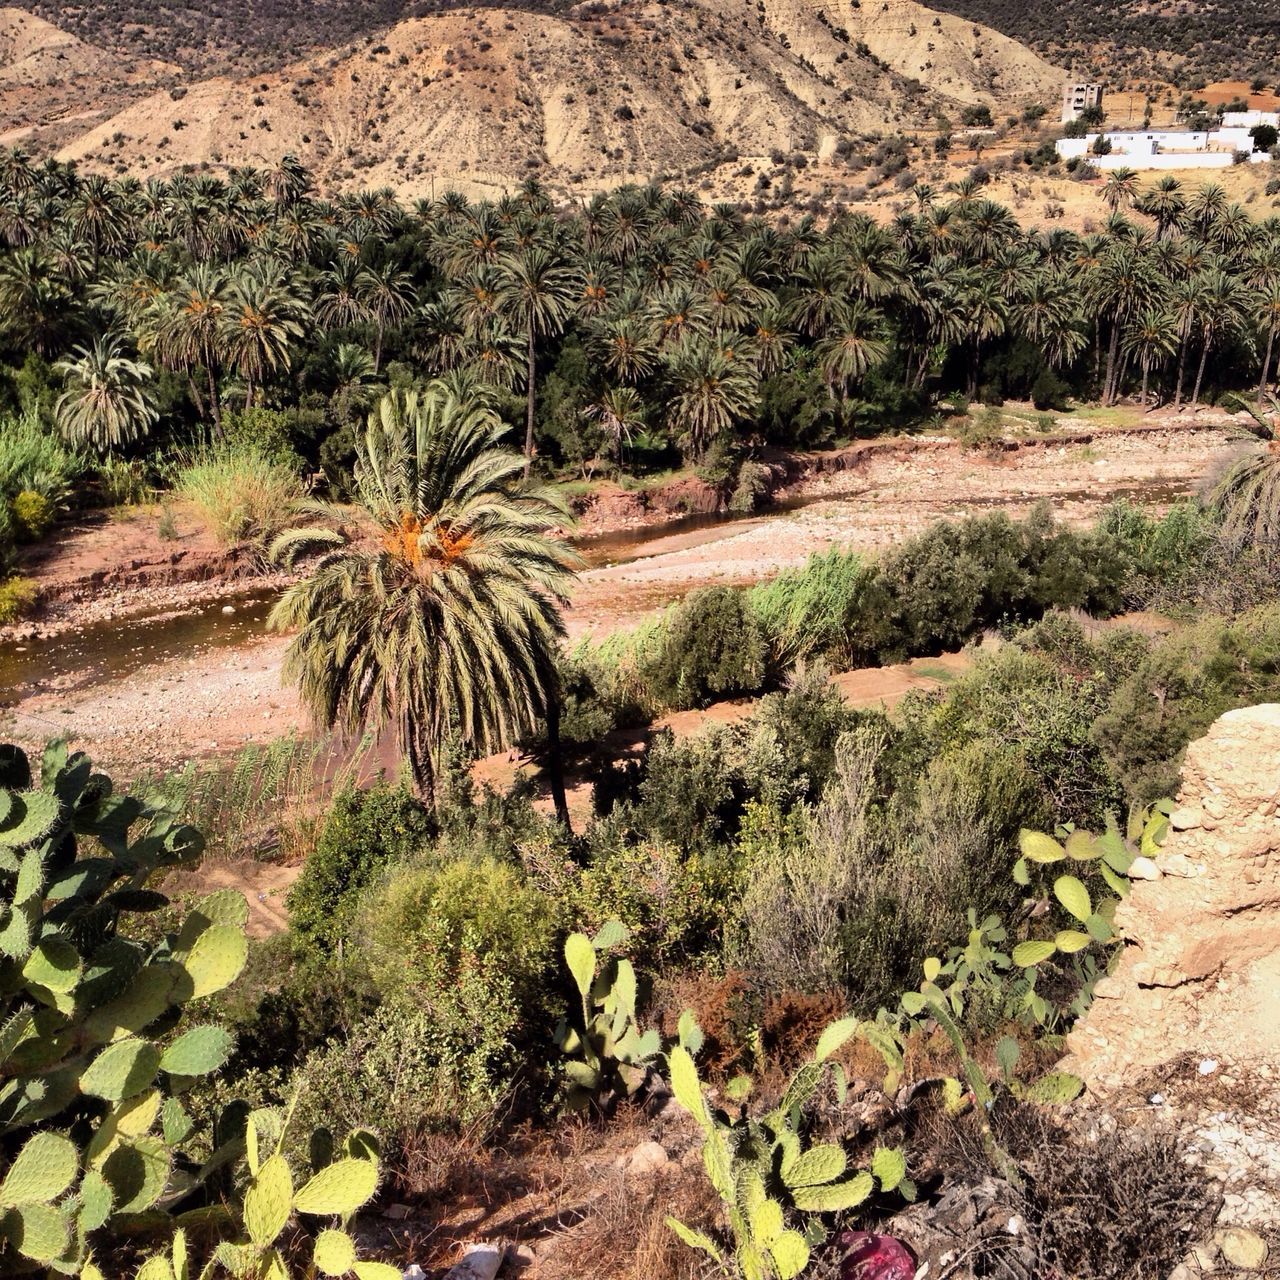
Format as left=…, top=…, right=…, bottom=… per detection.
left=288, top=782, right=433, bottom=955
left=0, top=410, right=81, bottom=509
left=8, top=489, right=54, bottom=540
left=174, top=440, right=303, bottom=547
left=645, top=586, right=768, bottom=709
left=289, top=997, right=512, bottom=1179
left=221, top=405, right=318, bottom=468
left=749, top=548, right=893, bottom=667
left=1095, top=604, right=1280, bottom=802
left=571, top=835, right=742, bottom=971
left=0, top=574, right=39, bottom=623
left=925, top=643, right=1125, bottom=825
left=359, top=857, right=559, bottom=1025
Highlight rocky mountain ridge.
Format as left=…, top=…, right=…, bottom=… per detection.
left=2, top=0, right=1062, bottom=198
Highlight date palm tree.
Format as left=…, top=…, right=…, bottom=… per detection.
left=54, top=335, right=158, bottom=452
left=1122, top=308, right=1178, bottom=405
left=585, top=386, right=647, bottom=467
left=497, top=246, right=579, bottom=475
left=145, top=264, right=230, bottom=424
left=358, top=261, right=416, bottom=372
left=665, top=338, right=758, bottom=457
left=268, top=382, right=579, bottom=821
left=222, top=265, right=309, bottom=408
left=1189, top=269, right=1249, bottom=407
left=1206, top=395, right=1280, bottom=545
left=816, top=300, right=889, bottom=421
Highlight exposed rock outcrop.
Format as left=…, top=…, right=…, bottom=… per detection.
left=1066, top=703, right=1280, bottom=1092
left=1066, top=704, right=1280, bottom=1235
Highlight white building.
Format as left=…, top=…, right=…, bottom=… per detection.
left=1221, top=110, right=1280, bottom=129
left=1055, top=128, right=1272, bottom=170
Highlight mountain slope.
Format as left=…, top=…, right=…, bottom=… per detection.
left=920, top=0, right=1278, bottom=85
left=52, top=0, right=1060, bottom=197
left=0, top=7, right=177, bottom=149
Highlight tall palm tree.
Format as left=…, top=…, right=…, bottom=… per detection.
left=1250, top=281, right=1280, bottom=401
left=664, top=339, right=758, bottom=457
left=584, top=386, right=647, bottom=467
left=815, top=300, right=889, bottom=421
left=1087, top=243, right=1163, bottom=404
left=146, top=264, right=229, bottom=424
left=1101, top=168, right=1140, bottom=214
left=222, top=265, right=309, bottom=407
left=357, top=261, right=416, bottom=372
left=268, top=383, right=579, bottom=821
left=53, top=336, right=158, bottom=452
left=1122, top=308, right=1178, bottom=405
left=1189, top=269, right=1249, bottom=407
left=496, top=247, right=579, bottom=475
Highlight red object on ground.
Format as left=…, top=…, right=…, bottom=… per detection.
left=839, top=1230, right=917, bottom=1280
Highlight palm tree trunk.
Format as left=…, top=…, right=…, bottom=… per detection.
left=374, top=320, right=385, bottom=375
left=1260, top=326, right=1276, bottom=402
left=187, top=374, right=206, bottom=419
left=245, top=378, right=254, bottom=411
left=1174, top=333, right=1189, bottom=407
left=1192, top=339, right=1211, bottom=407
left=207, top=365, right=222, bottom=429
left=545, top=695, right=572, bottom=834
left=1103, top=321, right=1121, bottom=405
left=1141, top=360, right=1150, bottom=406
left=523, top=324, right=536, bottom=479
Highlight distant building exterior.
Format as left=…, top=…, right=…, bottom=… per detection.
left=1221, top=110, right=1280, bottom=129
left=1062, top=82, right=1104, bottom=123
left=1054, top=129, right=1270, bottom=170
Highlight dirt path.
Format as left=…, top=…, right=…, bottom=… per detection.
left=2, top=421, right=1236, bottom=774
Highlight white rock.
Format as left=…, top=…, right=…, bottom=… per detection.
left=1129, top=856, right=1161, bottom=881
left=1216, top=1226, right=1269, bottom=1270
left=221, top=605, right=236, bottom=615
left=444, top=1244, right=504, bottom=1280
left=1199, top=1058, right=1219, bottom=1076
left=402, top=1269, right=427, bottom=1280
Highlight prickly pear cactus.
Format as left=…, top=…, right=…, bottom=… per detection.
left=555, top=920, right=679, bottom=1111
left=666, top=1018, right=909, bottom=1280
left=0, top=740, right=247, bottom=1271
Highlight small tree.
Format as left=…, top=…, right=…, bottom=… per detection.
left=1249, top=123, right=1278, bottom=153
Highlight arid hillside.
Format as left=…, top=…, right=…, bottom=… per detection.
left=924, top=0, right=1279, bottom=86
left=5, top=0, right=1061, bottom=198
left=0, top=7, right=176, bottom=150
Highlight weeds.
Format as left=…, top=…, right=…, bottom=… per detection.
left=173, top=440, right=304, bottom=548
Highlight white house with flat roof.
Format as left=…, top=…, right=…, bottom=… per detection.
left=1221, top=110, right=1280, bottom=129
left=1056, top=127, right=1273, bottom=170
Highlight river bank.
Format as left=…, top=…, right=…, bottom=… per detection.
left=1, top=412, right=1237, bottom=775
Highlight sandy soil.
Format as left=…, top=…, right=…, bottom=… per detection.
left=1, top=415, right=1238, bottom=776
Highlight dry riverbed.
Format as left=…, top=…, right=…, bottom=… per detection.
left=1, top=417, right=1241, bottom=774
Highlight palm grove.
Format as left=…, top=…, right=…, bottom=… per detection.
left=2, top=153, right=1279, bottom=469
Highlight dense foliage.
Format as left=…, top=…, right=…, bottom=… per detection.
left=1, top=155, right=1278, bottom=503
